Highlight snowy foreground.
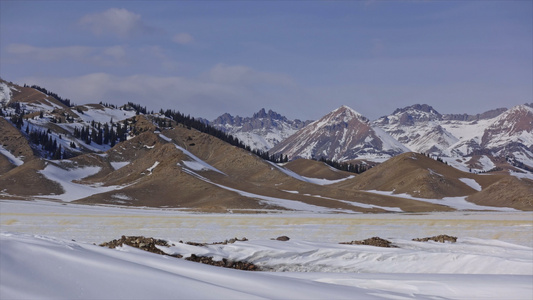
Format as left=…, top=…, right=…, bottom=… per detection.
left=1, top=201, right=533, bottom=300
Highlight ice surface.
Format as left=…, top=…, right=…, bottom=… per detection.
left=1, top=198, right=532, bottom=300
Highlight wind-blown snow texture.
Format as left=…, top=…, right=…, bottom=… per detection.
left=0, top=201, right=533, bottom=299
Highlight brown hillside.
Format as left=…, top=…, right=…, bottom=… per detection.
left=73, top=131, right=286, bottom=211
left=1, top=110, right=520, bottom=212
left=467, top=177, right=533, bottom=211
left=339, top=152, right=499, bottom=199
left=0, top=118, right=37, bottom=168
left=284, top=158, right=353, bottom=180
left=0, top=159, right=63, bottom=198
left=2, top=80, right=68, bottom=110
left=71, top=127, right=451, bottom=213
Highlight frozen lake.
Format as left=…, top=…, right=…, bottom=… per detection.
left=2, top=200, right=532, bottom=300
left=1, top=200, right=532, bottom=247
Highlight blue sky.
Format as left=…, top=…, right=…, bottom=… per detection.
left=1, top=1, right=531, bottom=121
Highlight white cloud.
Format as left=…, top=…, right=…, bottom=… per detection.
left=6, top=44, right=91, bottom=61
left=102, top=46, right=126, bottom=60
left=172, top=33, right=194, bottom=45
left=18, top=64, right=307, bottom=119
left=79, top=8, right=152, bottom=38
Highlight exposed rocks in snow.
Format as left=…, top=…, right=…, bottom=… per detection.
left=413, top=235, right=458, bottom=243
left=99, top=235, right=180, bottom=257
left=185, top=254, right=259, bottom=271
left=180, top=237, right=248, bottom=246
left=340, top=237, right=397, bottom=248
left=100, top=236, right=258, bottom=270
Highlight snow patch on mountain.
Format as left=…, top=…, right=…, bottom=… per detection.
left=160, top=134, right=226, bottom=175
left=459, top=178, right=482, bottom=191
left=0, top=82, right=13, bottom=105
left=37, top=163, right=121, bottom=201
left=0, top=145, right=24, bottom=166
left=365, top=190, right=517, bottom=211
left=110, top=161, right=130, bottom=170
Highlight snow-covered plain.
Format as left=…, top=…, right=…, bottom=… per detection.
left=1, top=200, right=532, bottom=300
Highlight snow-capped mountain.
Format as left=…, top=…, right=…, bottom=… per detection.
left=271, top=105, right=409, bottom=161
left=373, top=104, right=458, bottom=154
left=375, top=103, right=533, bottom=170
left=480, top=104, right=533, bottom=168
left=208, top=108, right=311, bottom=151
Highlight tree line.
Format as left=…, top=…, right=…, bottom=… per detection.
left=25, top=84, right=73, bottom=108
left=318, top=157, right=372, bottom=174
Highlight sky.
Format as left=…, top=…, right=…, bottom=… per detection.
left=1, top=1, right=532, bottom=121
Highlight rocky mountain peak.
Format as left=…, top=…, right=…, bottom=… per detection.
left=252, top=108, right=284, bottom=120
left=212, top=113, right=240, bottom=126
left=330, top=105, right=367, bottom=122
left=386, top=104, right=442, bottom=126
left=208, top=108, right=311, bottom=152
left=392, top=104, right=440, bottom=115
left=271, top=106, right=407, bottom=161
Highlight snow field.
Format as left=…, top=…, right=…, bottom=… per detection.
left=1, top=201, right=532, bottom=299
left=2, top=200, right=532, bottom=247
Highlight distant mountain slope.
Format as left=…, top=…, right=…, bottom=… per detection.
left=480, top=104, right=533, bottom=169
left=208, top=108, right=311, bottom=151
left=376, top=103, right=533, bottom=173
left=373, top=104, right=458, bottom=154
left=0, top=79, right=69, bottom=111
left=271, top=105, right=408, bottom=161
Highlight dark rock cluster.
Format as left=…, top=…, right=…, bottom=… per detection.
left=99, top=235, right=181, bottom=257
left=180, top=237, right=248, bottom=247
left=412, top=235, right=457, bottom=243
left=185, top=254, right=259, bottom=271
left=340, top=237, right=397, bottom=248
left=100, top=236, right=258, bottom=271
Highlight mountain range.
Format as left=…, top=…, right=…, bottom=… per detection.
left=207, top=102, right=533, bottom=174
left=1, top=78, right=532, bottom=212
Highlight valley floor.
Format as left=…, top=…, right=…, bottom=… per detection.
left=1, top=200, right=533, bottom=299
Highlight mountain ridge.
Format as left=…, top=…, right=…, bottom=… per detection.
left=1, top=78, right=531, bottom=212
